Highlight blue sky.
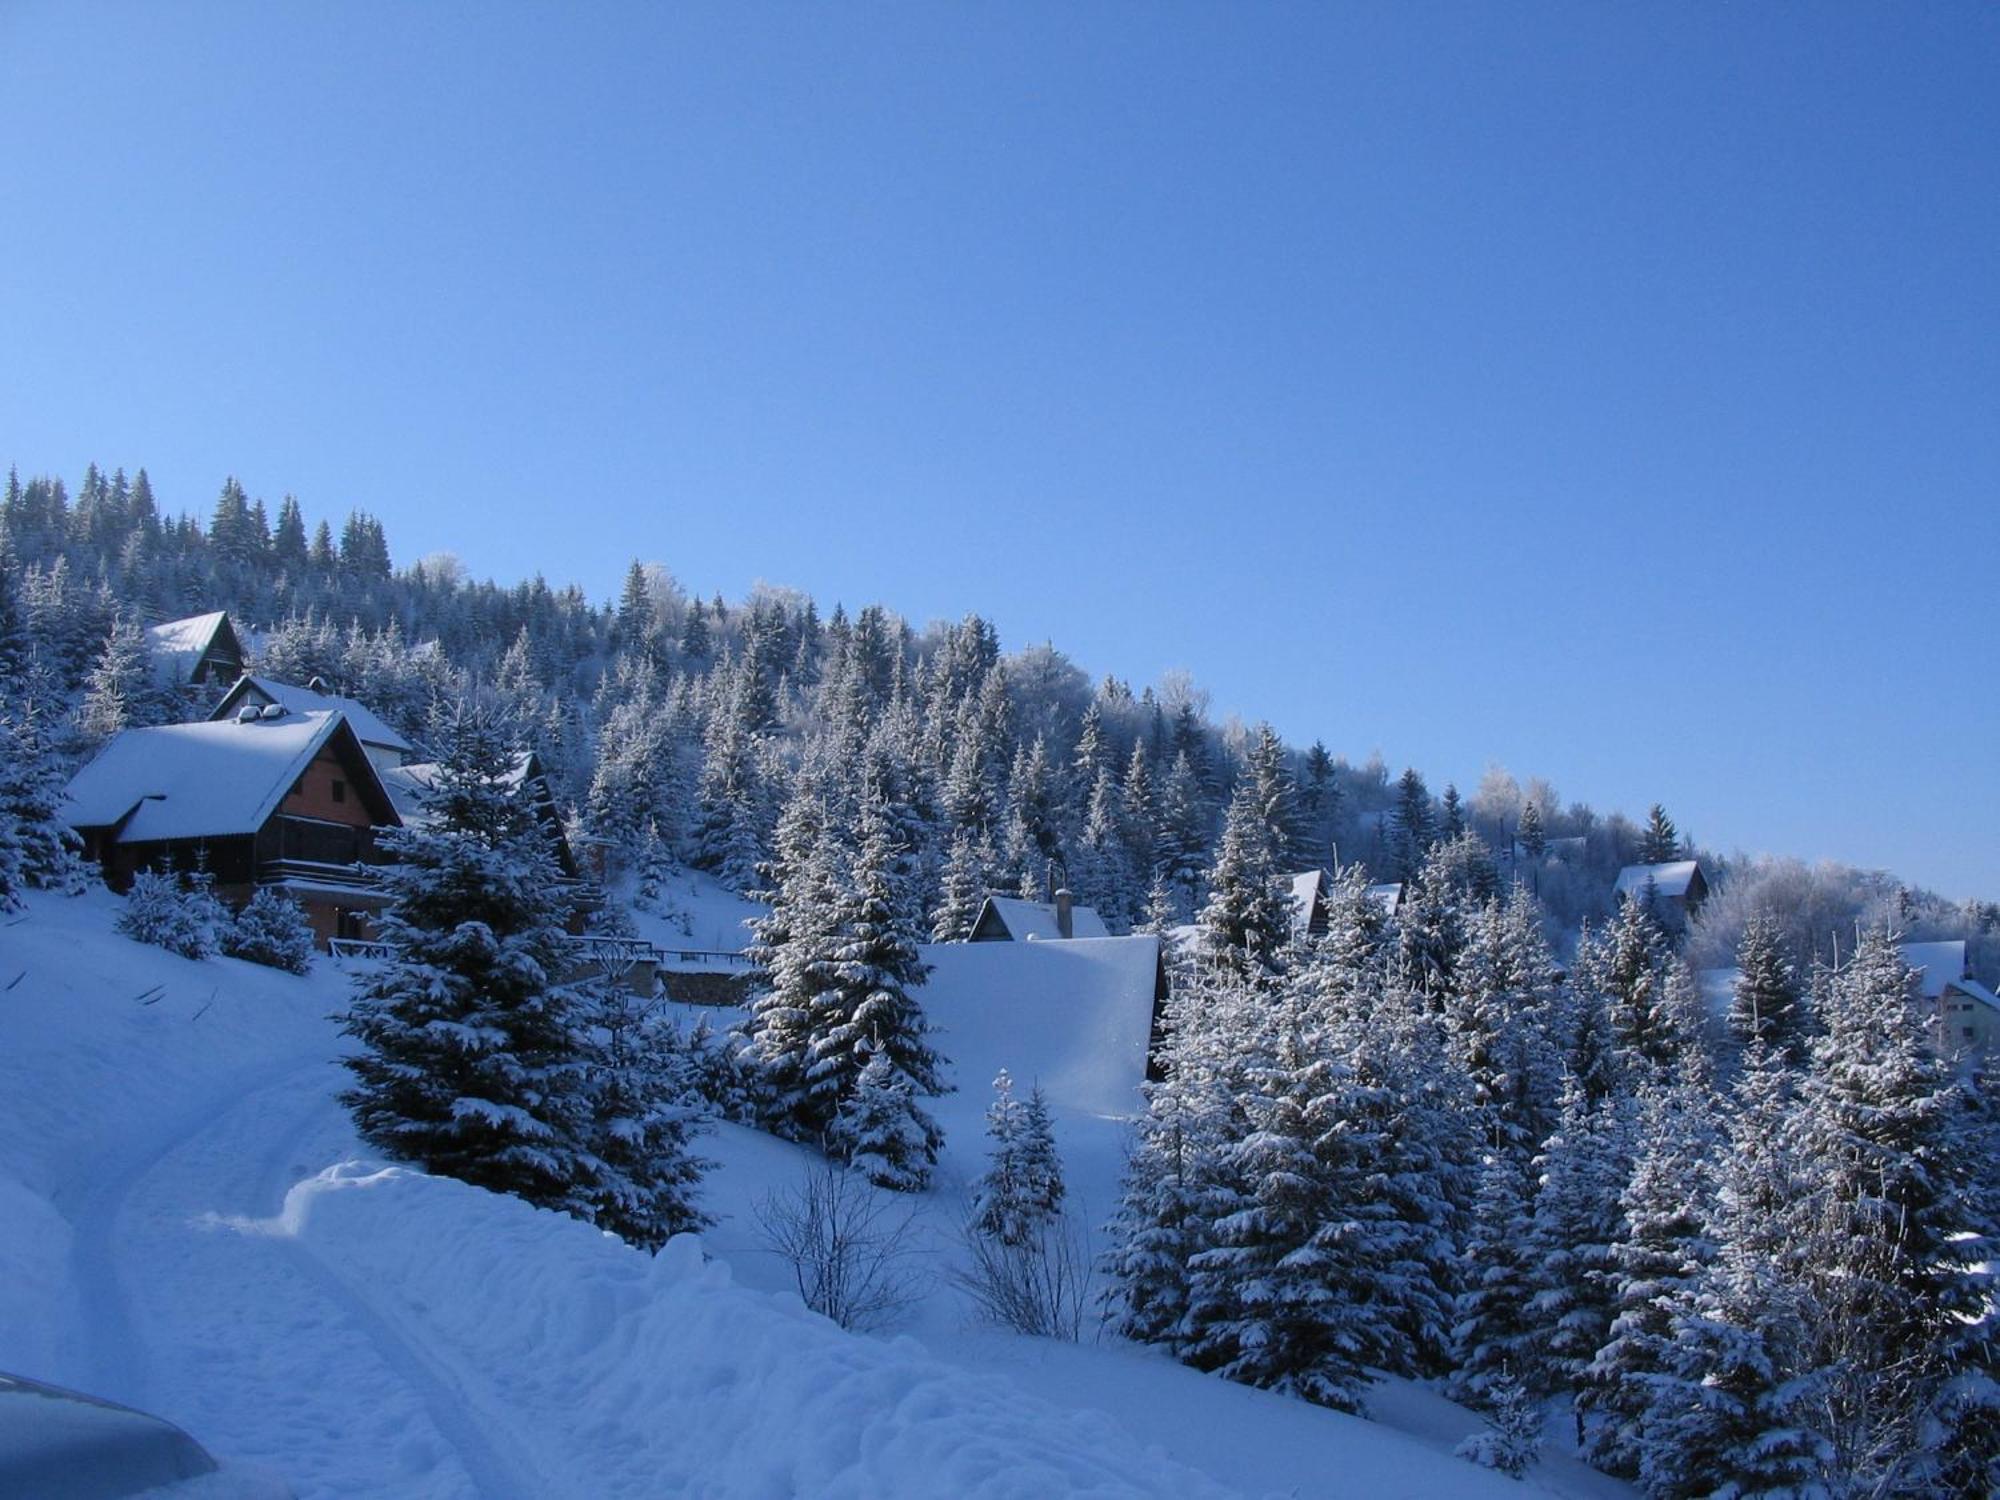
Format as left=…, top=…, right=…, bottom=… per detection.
left=3, top=4, right=1996, bottom=898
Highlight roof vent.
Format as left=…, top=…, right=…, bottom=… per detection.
left=236, top=705, right=260, bottom=724
left=259, top=703, right=287, bottom=720
left=307, top=676, right=328, bottom=694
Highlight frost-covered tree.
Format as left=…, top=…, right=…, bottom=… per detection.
left=574, top=976, right=710, bottom=1250
left=929, top=825, right=987, bottom=942
left=969, top=1069, right=1064, bottom=1245
left=219, top=888, right=316, bottom=973
left=1578, top=1083, right=1716, bottom=1479
left=1522, top=1074, right=1630, bottom=1401
left=338, top=704, right=592, bottom=1216
left=116, top=867, right=224, bottom=959
left=744, top=778, right=844, bottom=1136
left=1450, top=1148, right=1542, bottom=1413
left=1391, top=766, right=1434, bottom=882
left=1196, top=779, right=1290, bottom=976
left=76, top=613, right=154, bottom=744
left=1728, top=913, right=1803, bottom=1060
left=1637, top=804, right=1680, bottom=865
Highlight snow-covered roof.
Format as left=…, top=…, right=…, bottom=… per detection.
left=1614, top=860, right=1704, bottom=901
left=920, top=935, right=1163, bottom=1124
left=1900, top=940, right=1969, bottom=999
left=1287, top=869, right=1328, bottom=931
left=380, top=755, right=537, bottom=826
left=144, top=610, right=233, bottom=688
left=62, top=710, right=394, bottom=843
left=1947, top=976, right=2000, bottom=1013
left=1364, top=882, right=1403, bottom=916
left=213, top=675, right=413, bottom=756
left=972, top=895, right=1112, bottom=942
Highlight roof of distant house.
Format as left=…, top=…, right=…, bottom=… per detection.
left=1287, top=869, right=1329, bottom=928
left=1614, top=860, right=1705, bottom=901
left=212, top=674, right=413, bottom=756
left=1900, top=940, right=1970, bottom=999
left=1949, top=976, right=2000, bottom=1013
left=379, top=753, right=540, bottom=826
left=62, top=709, right=396, bottom=843
left=973, top=895, right=1111, bottom=942
left=1365, top=882, right=1404, bottom=914
left=144, top=610, right=233, bottom=688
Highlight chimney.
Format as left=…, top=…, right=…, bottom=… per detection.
left=1054, top=888, right=1073, bottom=939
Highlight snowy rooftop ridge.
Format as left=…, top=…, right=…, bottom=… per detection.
left=1613, top=860, right=1704, bottom=900
left=1899, top=940, right=1969, bottom=999
left=62, top=710, right=392, bottom=844
left=973, top=894, right=1111, bottom=942
left=143, top=610, right=233, bottom=688
left=212, top=675, right=413, bottom=756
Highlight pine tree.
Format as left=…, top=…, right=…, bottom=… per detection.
left=338, top=705, right=592, bottom=1216
left=1637, top=804, right=1680, bottom=865
left=1522, top=1074, right=1630, bottom=1401
left=1195, top=779, right=1290, bottom=975
left=744, top=778, right=844, bottom=1137
left=1517, top=799, right=1546, bottom=860
left=1729, top=913, right=1803, bottom=1060
left=829, top=1047, right=934, bottom=1191
left=929, top=825, right=987, bottom=942
left=1391, top=766, right=1434, bottom=882
left=115, top=867, right=223, bottom=958
left=1450, top=1148, right=1542, bottom=1412
left=1455, top=1367, right=1544, bottom=1479
left=219, top=888, right=316, bottom=973
left=970, top=1070, right=1065, bottom=1245
left=77, top=614, right=153, bottom=742
left=1579, top=1082, right=1716, bottom=1479
left=574, top=976, right=710, bottom=1249
left=811, top=804, right=946, bottom=1183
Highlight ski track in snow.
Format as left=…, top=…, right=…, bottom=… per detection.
left=63, top=1044, right=547, bottom=1499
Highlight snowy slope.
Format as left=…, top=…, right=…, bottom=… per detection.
left=0, top=888, right=1631, bottom=1498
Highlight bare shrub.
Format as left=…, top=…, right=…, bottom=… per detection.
left=754, top=1159, right=926, bottom=1332
left=950, top=1209, right=1094, bottom=1341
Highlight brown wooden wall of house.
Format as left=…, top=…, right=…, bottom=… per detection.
left=279, top=745, right=380, bottom=828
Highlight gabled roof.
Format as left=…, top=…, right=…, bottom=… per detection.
left=380, top=753, right=538, bottom=826
left=1946, top=976, right=2000, bottom=1013
left=1365, top=882, right=1404, bottom=916
left=970, top=895, right=1111, bottom=942
left=62, top=710, right=399, bottom=843
left=1900, top=940, right=1970, bottom=999
left=1615, top=860, right=1705, bottom=901
left=144, top=611, right=237, bottom=689
left=211, top=675, right=413, bottom=757
left=1287, top=869, right=1329, bottom=933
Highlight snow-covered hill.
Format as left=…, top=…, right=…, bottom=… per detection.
left=0, top=888, right=1632, bottom=1498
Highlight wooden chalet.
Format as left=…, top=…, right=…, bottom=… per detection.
left=63, top=706, right=401, bottom=947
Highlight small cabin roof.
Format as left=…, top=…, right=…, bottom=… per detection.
left=1614, top=860, right=1705, bottom=901
left=62, top=709, right=397, bottom=843
left=971, top=895, right=1111, bottom=942
left=212, top=674, right=413, bottom=756
left=1364, top=881, right=1404, bottom=915
left=1287, top=869, right=1329, bottom=930
left=144, top=611, right=235, bottom=688
left=1947, top=976, right=2000, bottom=1013
left=1900, top=940, right=1970, bottom=999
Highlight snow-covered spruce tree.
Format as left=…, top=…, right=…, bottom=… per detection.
left=116, top=866, right=223, bottom=958
left=1390, top=765, right=1435, bottom=882
left=0, top=695, right=87, bottom=895
left=929, top=824, right=987, bottom=942
left=1636, top=804, right=1680, bottom=865
left=1516, top=798, right=1546, bottom=860
left=1642, top=1046, right=1833, bottom=1500
left=1195, top=778, right=1291, bottom=977
left=969, top=1069, right=1065, bottom=1245
left=338, top=704, right=593, bottom=1217
left=1577, top=1081, right=1717, bottom=1480
left=743, top=775, right=845, bottom=1138
left=75, top=612, right=154, bottom=744
left=1785, top=929, right=1998, bottom=1491
left=574, top=974, right=710, bottom=1249
left=1446, top=889, right=1561, bottom=1157
left=692, top=674, right=769, bottom=895
left=830, top=1046, right=934, bottom=1192
left=1394, top=845, right=1469, bottom=1009
left=219, top=888, right=316, bottom=973
left=1594, top=895, right=1705, bottom=1082
left=812, top=804, right=945, bottom=1186
left=1455, top=1367, right=1544, bottom=1480
left=1728, top=912, right=1804, bottom=1061
left=1521, top=1072, right=1631, bottom=1403
left=1449, top=1147, right=1542, bottom=1413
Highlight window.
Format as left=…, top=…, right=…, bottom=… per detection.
left=331, top=780, right=346, bottom=804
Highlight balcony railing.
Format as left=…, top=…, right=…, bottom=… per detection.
left=258, top=859, right=383, bottom=892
